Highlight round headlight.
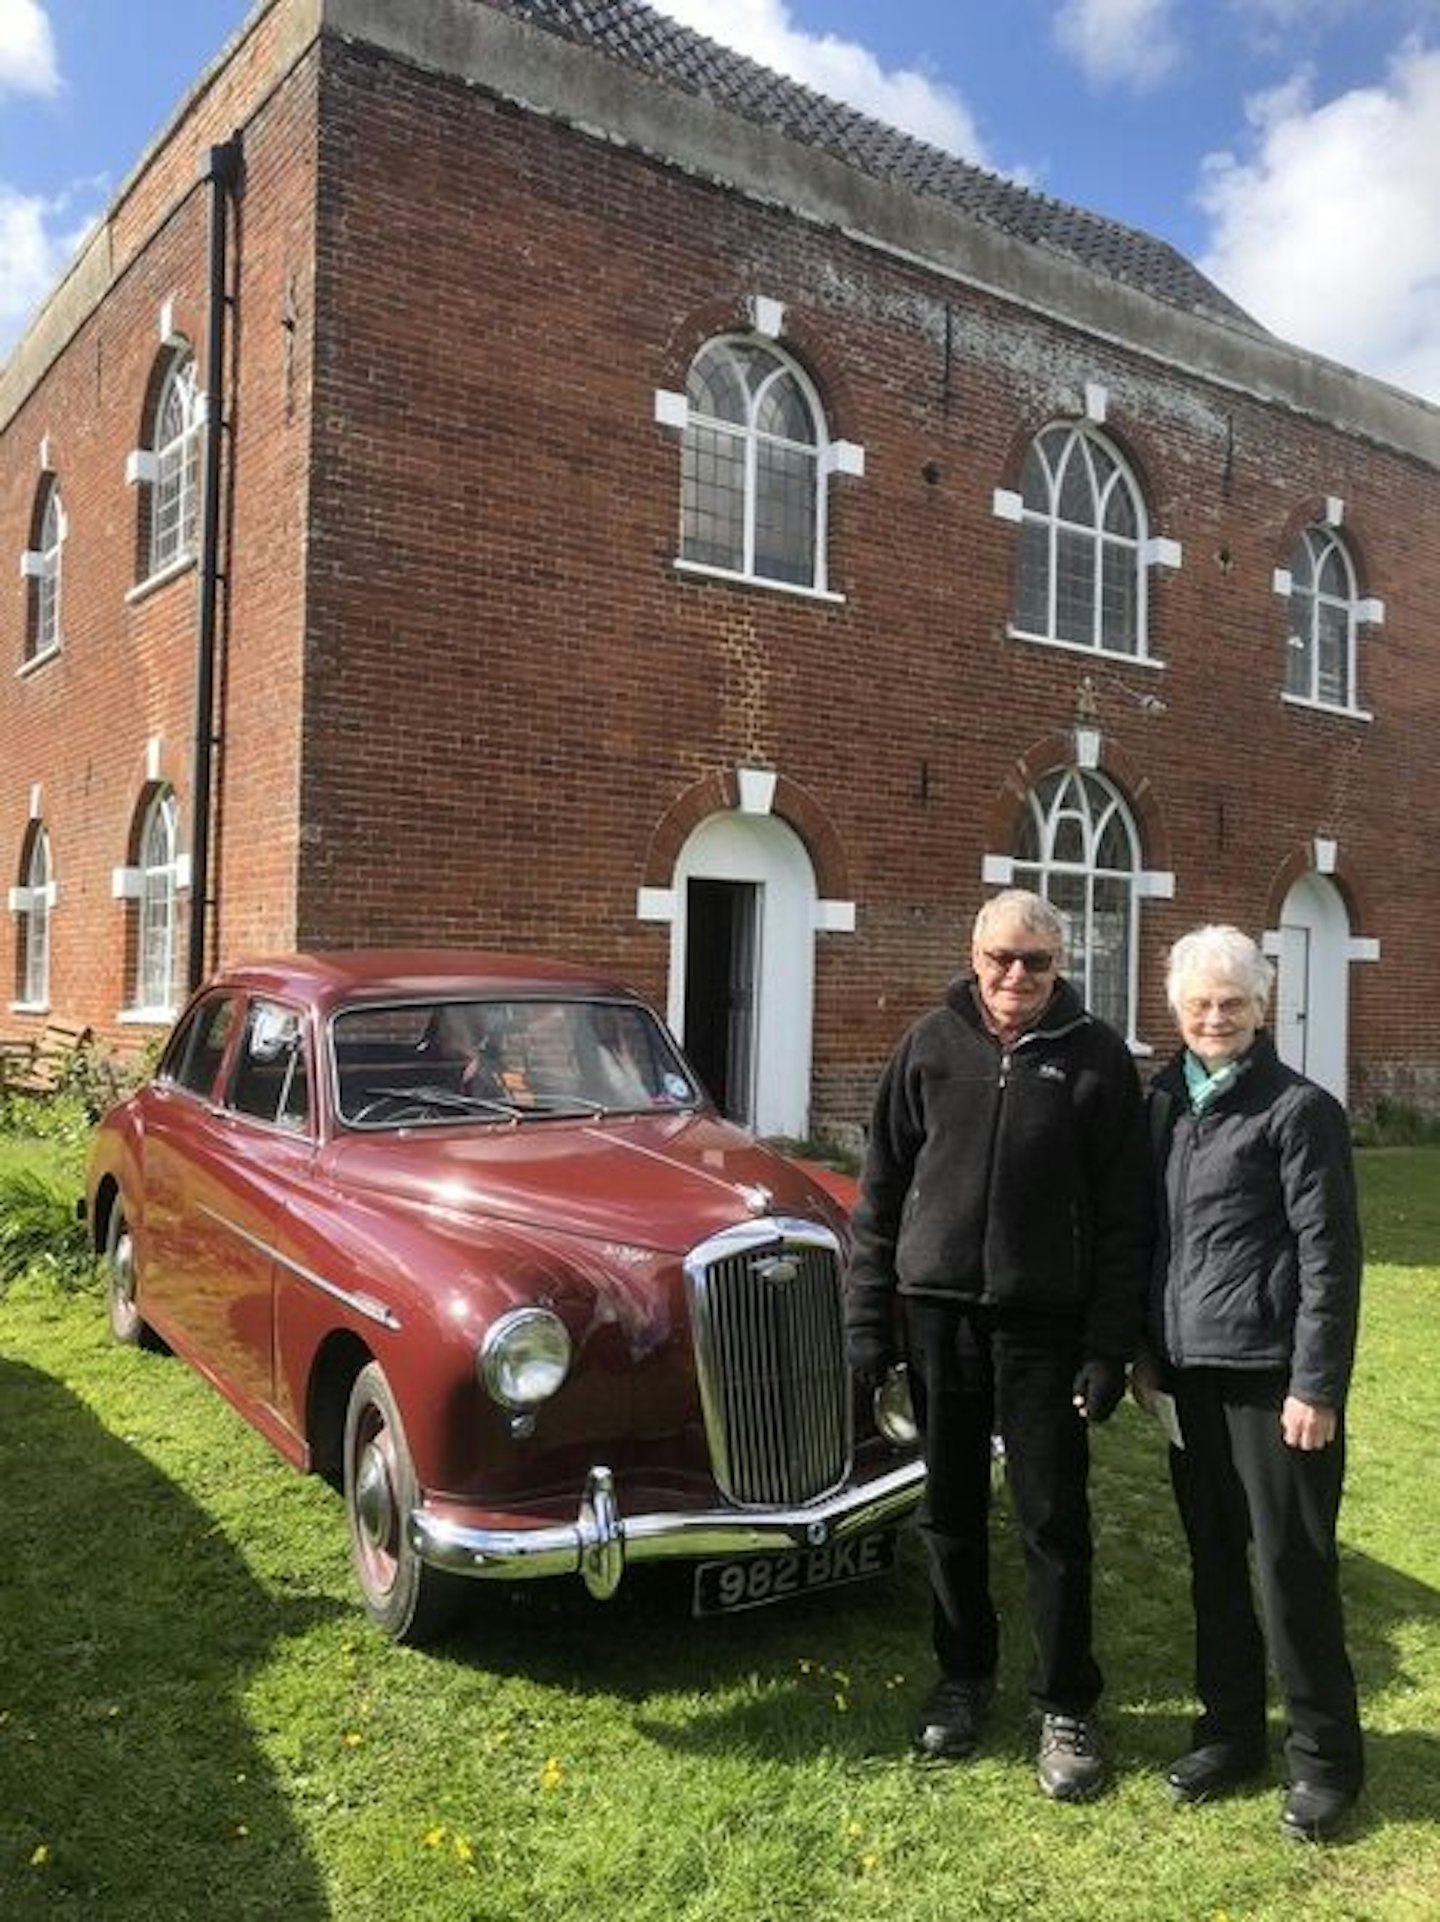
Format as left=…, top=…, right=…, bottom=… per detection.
left=873, top=1362, right=918, bottom=1448
left=480, top=1307, right=572, bottom=1410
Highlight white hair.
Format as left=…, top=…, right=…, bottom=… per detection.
left=973, top=888, right=1065, bottom=953
left=1166, top=925, right=1274, bottom=1014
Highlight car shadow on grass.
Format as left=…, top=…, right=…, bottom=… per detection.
left=0, top=1357, right=335, bottom=1922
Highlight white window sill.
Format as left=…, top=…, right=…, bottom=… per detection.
left=8, top=1001, right=49, bottom=1016
left=126, top=553, right=197, bottom=605
left=119, top=1006, right=176, bottom=1026
left=16, top=642, right=62, bottom=679
left=1281, top=693, right=1372, bottom=723
left=1006, top=626, right=1162, bottom=669
left=672, top=558, right=845, bottom=605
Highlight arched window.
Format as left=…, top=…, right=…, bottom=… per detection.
left=133, top=350, right=203, bottom=579
left=136, top=789, right=182, bottom=1015
left=681, top=337, right=825, bottom=589
left=15, top=827, right=53, bottom=1008
left=1011, top=767, right=1141, bottom=1038
left=22, top=478, right=64, bottom=663
left=1286, top=526, right=1361, bottom=710
left=1014, top=424, right=1147, bottom=657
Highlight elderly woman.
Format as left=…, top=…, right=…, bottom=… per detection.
left=1141, top=925, right=1364, bottom=1842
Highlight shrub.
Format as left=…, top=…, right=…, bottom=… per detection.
left=0, top=1163, right=94, bottom=1292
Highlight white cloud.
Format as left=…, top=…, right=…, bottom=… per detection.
left=0, top=185, right=97, bottom=355
left=650, top=0, right=991, bottom=162
left=0, top=0, right=58, bottom=97
left=1052, top=0, right=1184, bottom=91
left=1198, top=42, right=1440, bottom=401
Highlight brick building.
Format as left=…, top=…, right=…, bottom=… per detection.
left=3, top=0, right=1438, bottom=1138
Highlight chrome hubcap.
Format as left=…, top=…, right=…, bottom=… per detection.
left=355, top=1435, right=395, bottom=1556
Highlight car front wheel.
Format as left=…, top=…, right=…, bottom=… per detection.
left=343, top=1360, right=464, bottom=1644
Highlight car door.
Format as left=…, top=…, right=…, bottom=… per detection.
left=148, top=995, right=317, bottom=1437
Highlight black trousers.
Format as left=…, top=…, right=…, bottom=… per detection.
left=1170, top=1368, right=1364, bottom=1790
left=902, top=1295, right=1102, bottom=1716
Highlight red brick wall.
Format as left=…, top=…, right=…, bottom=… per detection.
left=3, top=20, right=1436, bottom=1127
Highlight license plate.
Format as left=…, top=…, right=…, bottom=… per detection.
left=693, top=1530, right=896, bottom=1617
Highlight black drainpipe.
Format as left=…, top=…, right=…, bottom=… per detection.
left=188, top=136, right=243, bottom=993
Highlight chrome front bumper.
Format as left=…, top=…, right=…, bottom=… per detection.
left=410, top=1457, right=927, bottom=1600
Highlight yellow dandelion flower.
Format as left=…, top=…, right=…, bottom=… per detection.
left=845, top=1820, right=864, bottom=1839
left=833, top=1692, right=849, bottom=1712
left=454, top=1835, right=475, bottom=1863
left=832, top=1669, right=851, bottom=1688
left=422, top=1826, right=447, bottom=1849
left=859, top=1852, right=880, bottom=1875
left=343, top=1730, right=363, bottom=1748
left=540, top=1756, right=564, bottom=1789
left=29, top=1844, right=49, bottom=1868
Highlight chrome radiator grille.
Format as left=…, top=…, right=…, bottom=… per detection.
left=685, top=1221, right=851, bottom=1506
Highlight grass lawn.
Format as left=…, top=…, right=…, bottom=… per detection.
left=0, top=1146, right=1436, bottom=1920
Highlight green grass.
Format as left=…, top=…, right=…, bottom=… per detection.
left=0, top=1146, right=1436, bottom=1920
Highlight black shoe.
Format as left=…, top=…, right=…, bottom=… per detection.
left=1037, top=1712, right=1107, bottom=1801
left=912, top=1675, right=996, bottom=1761
left=1281, top=1781, right=1358, bottom=1843
left=1166, top=1742, right=1267, bottom=1804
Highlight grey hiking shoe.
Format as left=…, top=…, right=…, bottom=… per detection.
left=1037, top=1712, right=1107, bottom=1801
left=912, top=1675, right=996, bottom=1761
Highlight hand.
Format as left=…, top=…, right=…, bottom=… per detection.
left=1281, top=1395, right=1337, bottom=1450
left=848, top=1331, right=895, bottom=1395
left=1129, top=1352, right=1162, bottom=1412
left=1072, top=1356, right=1126, bottom=1424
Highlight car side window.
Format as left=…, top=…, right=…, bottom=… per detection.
left=227, top=998, right=311, bottom=1133
left=164, top=992, right=239, bottom=1097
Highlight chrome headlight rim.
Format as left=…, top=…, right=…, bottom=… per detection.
left=873, top=1361, right=918, bottom=1448
left=479, top=1306, right=572, bottom=1411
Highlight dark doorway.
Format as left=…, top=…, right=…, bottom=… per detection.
left=684, top=879, right=760, bottom=1124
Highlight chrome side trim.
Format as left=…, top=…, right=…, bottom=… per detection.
left=410, top=1457, right=926, bottom=1595
left=195, top=1202, right=402, bottom=1331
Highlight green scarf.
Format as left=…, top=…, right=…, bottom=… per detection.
left=1183, top=1050, right=1249, bottom=1115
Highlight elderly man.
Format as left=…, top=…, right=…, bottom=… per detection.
left=846, top=889, right=1149, bottom=1800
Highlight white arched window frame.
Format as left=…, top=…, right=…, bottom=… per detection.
left=1011, top=767, right=1142, bottom=1040
left=1285, top=526, right=1361, bottom=710
left=680, top=336, right=829, bottom=591
left=137, top=790, right=182, bottom=1016
left=22, top=480, right=64, bottom=663
left=1013, top=424, right=1149, bottom=658
left=15, top=827, right=53, bottom=1009
left=147, top=355, right=202, bottom=577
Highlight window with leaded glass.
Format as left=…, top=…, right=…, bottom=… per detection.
left=148, top=355, right=202, bottom=577
left=1011, top=766, right=1141, bottom=1038
left=137, top=790, right=181, bottom=1014
left=25, top=480, right=63, bottom=663
left=17, top=828, right=52, bottom=1007
left=1013, top=425, right=1146, bottom=657
left=681, top=338, right=822, bottom=589
left=1286, top=527, right=1360, bottom=710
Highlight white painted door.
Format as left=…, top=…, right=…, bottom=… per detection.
left=1275, top=874, right=1350, bottom=1105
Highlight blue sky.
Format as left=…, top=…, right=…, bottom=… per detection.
left=3, top=0, right=1439, bottom=400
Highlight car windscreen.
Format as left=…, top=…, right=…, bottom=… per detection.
left=331, top=997, right=701, bottom=1128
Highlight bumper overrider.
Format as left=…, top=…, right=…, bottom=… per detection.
left=410, top=1458, right=927, bottom=1600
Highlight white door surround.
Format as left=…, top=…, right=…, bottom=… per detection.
left=666, top=811, right=817, bottom=1138
left=1270, top=873, right=1351, bottom=1105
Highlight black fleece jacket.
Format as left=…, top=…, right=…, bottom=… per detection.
left=1148, top=1032, right=1362, bottom=1405
left=846, top=975, right=1151, bottom=1360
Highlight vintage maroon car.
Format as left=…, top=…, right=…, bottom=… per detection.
left=86, top=951, right=923, bottom=1641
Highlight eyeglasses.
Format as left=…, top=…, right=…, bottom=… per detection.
left=981, top=949, right=1055, bottom=975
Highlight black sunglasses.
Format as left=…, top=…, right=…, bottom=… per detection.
left=981, top=948, right=1056, bottom=975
